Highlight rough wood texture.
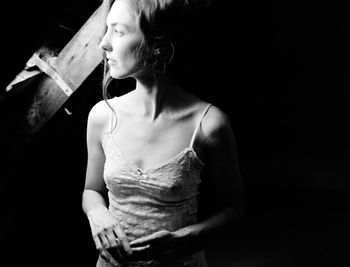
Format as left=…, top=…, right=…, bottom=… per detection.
left=21, top=0, right=108, bottom=139
left=52, top=0, right=109, bottom=90
left=25, top=76, right=68, bottom=137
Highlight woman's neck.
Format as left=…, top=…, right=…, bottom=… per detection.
left=132, top=74, right=180, bottom=121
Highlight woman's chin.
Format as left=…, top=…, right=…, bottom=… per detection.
left=110, top=67, right=139, bottom=79
left=110, top=71, right=128, bottom=80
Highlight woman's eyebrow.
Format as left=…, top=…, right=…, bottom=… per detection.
left=106, top=21, right=125, bottom=27
left=106, top=21, right=133, bottom=31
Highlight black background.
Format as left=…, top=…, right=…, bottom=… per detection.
left=1, top=1, right=350, bottom=266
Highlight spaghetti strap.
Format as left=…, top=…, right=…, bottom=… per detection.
left=189, top=103, right=212, bottom=148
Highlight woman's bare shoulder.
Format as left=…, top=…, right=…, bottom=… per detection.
left=200, top=105, right=233, bottom=145
left=87, top=99, right=116, bottom=129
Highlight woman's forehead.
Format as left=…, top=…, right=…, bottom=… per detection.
left=106, top=0, right=138, bottom=28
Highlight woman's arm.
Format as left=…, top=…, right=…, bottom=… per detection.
left=82, top=101, right=109, bottom=214
left=82, top=101, right=132, bottom=262
left=130, top=106, right=244, bottom=260
left=192, top=106, right=245, bottom=239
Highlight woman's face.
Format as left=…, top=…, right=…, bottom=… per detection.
left=100, top=0, right=145, bottom=79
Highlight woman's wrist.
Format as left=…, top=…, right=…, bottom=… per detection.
left=86, top=203, right=109, bottom=218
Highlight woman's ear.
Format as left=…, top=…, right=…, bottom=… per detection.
left=150, top=37, right=175, bottom=75
left=152, top=37, right=174, bottom=62
left=153, top=47, right=161, bottom=56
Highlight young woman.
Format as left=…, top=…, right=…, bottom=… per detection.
left=82, top=0, right=244, bottom=266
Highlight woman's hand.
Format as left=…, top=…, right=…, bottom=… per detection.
left=87, top=205, right=132, bottom=263
left=129, top=229, right=196, bottom=262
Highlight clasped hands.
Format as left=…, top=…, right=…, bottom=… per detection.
left=87, top=206, right=192, bottom=264
left=103, top=229, right=189, bottom=263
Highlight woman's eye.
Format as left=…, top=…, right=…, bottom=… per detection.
left=114, top=30, right=124, bottom=36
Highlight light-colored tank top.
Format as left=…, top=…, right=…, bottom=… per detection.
left=99, top=100, right=212, bottom=267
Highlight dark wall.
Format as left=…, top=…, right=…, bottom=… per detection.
left=1, top=1, right=350, bottom=266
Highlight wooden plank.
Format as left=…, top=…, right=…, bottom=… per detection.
left=20, top=0, right=109, bottom=140
left=52, top=0, right=109, bottom=90
left=25, top=76, right=68, bottom=138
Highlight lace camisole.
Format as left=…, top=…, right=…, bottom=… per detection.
left=98, top=100, right=212, bottom=267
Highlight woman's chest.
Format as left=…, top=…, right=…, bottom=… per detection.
left=113, top=117, right=197, bottom=171
left=103, top=145, right=203, bottom=202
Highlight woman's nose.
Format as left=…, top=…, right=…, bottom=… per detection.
left=99, top=31, right=112, bottom=52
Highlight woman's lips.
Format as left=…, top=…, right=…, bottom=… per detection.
left=108, top=59, right=117, bottom=65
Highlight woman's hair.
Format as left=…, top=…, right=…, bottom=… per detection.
left=102, top=0, right=210, bottom=101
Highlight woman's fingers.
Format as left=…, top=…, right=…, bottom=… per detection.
left=99, top=233, right=111, bottom=249
left=97, top=232, right=127, bottom=263
left=92, top=223, right=132, bottom=262
left=114, top=225, right=132, bottom=256
left=129, top=245, right=152, bottom=261
left=100, top=227, right=130, bottom=263
left=107, top=240, right=126, bottom=263
left=93, top=232, right=111, bottom=261
left=99, top=249, right=110, bottom=262
left=130, top=230, right=169, bottom=247
left=106, top=228, right=118, bottom=247
left=130, top=236, right=150, bottom=247
left=93, top=234, right=103, bottom=251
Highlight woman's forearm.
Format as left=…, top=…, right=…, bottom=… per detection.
left=175, top=207, right=241, bottom=249
left=82, top=189, right=108, bottom=215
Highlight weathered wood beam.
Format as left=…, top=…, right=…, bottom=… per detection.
left=53, top=0, right=109, bottom=90
left=19, top=0, right=109, bottom=141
